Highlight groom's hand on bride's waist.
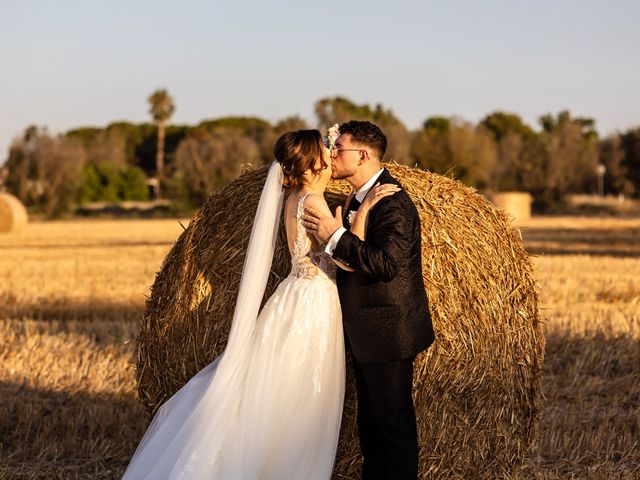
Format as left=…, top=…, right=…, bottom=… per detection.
left=302, top=206, right=343, bottom=244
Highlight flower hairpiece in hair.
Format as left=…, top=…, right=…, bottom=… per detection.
left=325, top=123, right=340, bottom=149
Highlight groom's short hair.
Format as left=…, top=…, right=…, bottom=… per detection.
left=339, top=121, right=387, bottom=161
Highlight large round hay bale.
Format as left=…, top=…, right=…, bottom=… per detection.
left=0, top=193, right=28, bottom=233
left=491, top=191, right=533, bottom=224
left=136, top=164, right=544, bottom=479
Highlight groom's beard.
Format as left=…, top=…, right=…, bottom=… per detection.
left=331, top=165, right=357, bottom=180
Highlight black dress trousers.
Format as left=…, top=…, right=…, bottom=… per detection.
left=352, top=355, right=418, bottom=480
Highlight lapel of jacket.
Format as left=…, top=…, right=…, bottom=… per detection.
left=357, top=168, right=394, bottom=206
left=376, top=167, right=395, bottom=186
left=342, top=168, right=396, bottom=227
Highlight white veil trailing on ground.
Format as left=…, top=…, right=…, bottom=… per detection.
left=123, top=161, right=285, bottom=478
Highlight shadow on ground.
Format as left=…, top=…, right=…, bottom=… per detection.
left=522, top=227, right=640, bottom=258
left=1, top=331, right=639, bottom=479
left=0, top=297, right=144, bottom=324
left=0, top=381, right=148, bottom=480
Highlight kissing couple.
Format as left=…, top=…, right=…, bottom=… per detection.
left=123, top=121, right=435, bottom=480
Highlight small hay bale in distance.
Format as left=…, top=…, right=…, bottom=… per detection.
left=0, top=193, right=28, bottom=233
left=491, top=191, right=533, bottom=224
left=136, top=164, right=544, bottom=479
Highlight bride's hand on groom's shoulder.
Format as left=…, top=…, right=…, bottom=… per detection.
left=361, top=183, right=400, bottom=212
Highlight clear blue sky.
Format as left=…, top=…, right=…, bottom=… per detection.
left=1, top=0, right=639, bottom=162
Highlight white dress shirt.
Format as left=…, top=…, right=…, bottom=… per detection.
left=325, top=168, right=385, bottom=256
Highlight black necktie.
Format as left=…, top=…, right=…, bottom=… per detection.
left=344, top=195, right=362, bottom=228
left=348, top=196, right=362, bottom=211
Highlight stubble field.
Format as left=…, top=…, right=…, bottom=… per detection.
left=0, top=216, right=638, bottom=479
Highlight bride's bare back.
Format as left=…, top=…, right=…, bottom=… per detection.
left=284, top=190, right=327, bottom=256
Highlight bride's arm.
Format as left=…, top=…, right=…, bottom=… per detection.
left=333, top=184, right=399, bottom=272
left=304, top=193, right=355, bottom=272
left=349, top=183, right=400, bottom=241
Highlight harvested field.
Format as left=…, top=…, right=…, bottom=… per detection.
left=522, top=217, right=640, bottom=258
left=0, top=216, right=638, bottom=479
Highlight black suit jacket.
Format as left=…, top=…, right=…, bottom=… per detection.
left=332, top=169, right=435, bottom=363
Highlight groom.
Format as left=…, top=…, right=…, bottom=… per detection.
left=303, top=121, right=435, bottom=479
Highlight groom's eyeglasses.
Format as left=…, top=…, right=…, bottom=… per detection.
left=330, top=146, right=362, bottom=154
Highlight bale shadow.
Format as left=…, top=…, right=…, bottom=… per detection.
left=0, top=297, right=144, bottom=323
left=0, top=240, right=175, bottom=251
left=525, top=332, right=640, bottom=478
left=522, top=227, right=640, bottom=257
left=1, top=334, right=638, bottom=479
left=525, top=246, right=640, bottom=258
left=0, top=381, right=149, bottom=480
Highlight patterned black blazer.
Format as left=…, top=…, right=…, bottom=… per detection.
left=332, top=168, right=435, bottom=363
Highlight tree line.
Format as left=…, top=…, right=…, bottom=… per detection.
left=1, top=94, right=639, bottom=217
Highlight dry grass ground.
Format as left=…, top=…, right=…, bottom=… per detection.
left=519, top=217, right=640, bottom=479
left=0, top=216, right=638, bottom=479
left=522, top=216, right=640, bottom=257
left=0, top=219, right=184, bottom=479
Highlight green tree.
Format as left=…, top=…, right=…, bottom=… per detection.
left=87, top=129, right=128, bottom=166
left=619, top=127, right=640, bottom=197
left=79, top=164, right=102, bottom=202
left=273, top=115, right=309, bottom=136
left=598, top=135, right=634, bottom=196
left=491, top=132, right=525, bottom=191
left=90, top=163, right=120, bottom=202
left=65, top=127, right=101, bottom=150
left=4, top=126, right=86, bottom=217
left=479, top=112, right=535, bottom=191
left=449, top=124, right=497, bottom=188
left=543, top=112, right=599, bottom=194
left=79, top=162, right=149, bottom=203
left=173, top=128, right=261, bottom=206
left=147, top=89, right=175, bottom=197
left=120, top=166, right=150, bottom=200
left=513, top=111, right=599, bottom=209
left=410, top=118, right=496, bottom=188
left=481, top=112, right=534, bottom=142
left=423, top=116, right=450, bottom=133
left=314, top=96, right=411, bottom=164
left=68, top=122, right=150, bottom=167
left=195, top=116, right=274, bottom=165
left=539, top=111, right=598, bottom=139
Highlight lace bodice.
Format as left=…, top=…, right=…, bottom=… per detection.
left=290, top=193, right=336, bottom=280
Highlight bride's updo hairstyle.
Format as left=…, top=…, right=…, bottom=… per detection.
left=274, top=129, right=327, bottom=188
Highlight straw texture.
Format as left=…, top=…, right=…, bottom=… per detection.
left=136, top=164, right=544, bottom=479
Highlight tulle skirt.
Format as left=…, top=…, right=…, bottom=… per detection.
left=123, top=271, right=345, bottom=479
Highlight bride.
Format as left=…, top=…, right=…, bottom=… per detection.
left=123, top=129, right=396, bottom=479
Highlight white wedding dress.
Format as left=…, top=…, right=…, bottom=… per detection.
left=123, top=188, right=345, bottom=480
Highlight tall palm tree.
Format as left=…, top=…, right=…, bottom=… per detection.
left=147, top=89, right=175, bottom=198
